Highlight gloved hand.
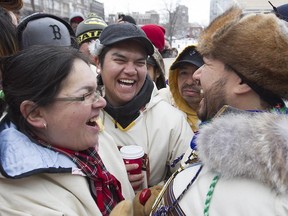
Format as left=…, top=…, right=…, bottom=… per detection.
left=133, top=185, right=162, bottom=216
left=110, top=200, right=133, bottom=216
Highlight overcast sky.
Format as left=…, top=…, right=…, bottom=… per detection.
left=100, top=0, right=210, bottom=25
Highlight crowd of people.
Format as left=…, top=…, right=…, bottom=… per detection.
left=1, top=0, right=288, bottom=215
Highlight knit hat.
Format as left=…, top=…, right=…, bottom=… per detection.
left=197, top=6, right=288, bottom=105
left=69, top=12, right=84, bottom=24
left=141, top=24, right=165, bottom=52
left=17, top=13, right=75, bottom=49
left=269, top=1, right=288, bottom=21
left=95, top=23, right=154, bottom=56
left=170, top=45, right=203, bottom=70
left=76, top=13, right=107, bottom=45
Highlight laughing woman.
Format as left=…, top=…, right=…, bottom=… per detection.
left=0, top=46, right=133, bottom=215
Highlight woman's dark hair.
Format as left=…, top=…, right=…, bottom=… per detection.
left=0, top=45, right=89, bottom=134
left=0, top=9, right=19, bottom=118
left=0, top=8, right=18, bottom=57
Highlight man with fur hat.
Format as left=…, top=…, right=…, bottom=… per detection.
left=158, top=45, right=204, bottom=132
left=135, top=6, right=288, bottom=215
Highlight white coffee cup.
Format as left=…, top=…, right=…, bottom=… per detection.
left=120, top=145, right=148, bottom=190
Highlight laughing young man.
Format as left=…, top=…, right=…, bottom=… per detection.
left=91, top=23, right=193, bottom=189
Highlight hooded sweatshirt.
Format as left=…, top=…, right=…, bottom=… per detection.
left=159, top=46, right=200, bottom=132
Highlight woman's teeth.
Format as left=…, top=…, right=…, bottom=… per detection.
left=87, top=117, right=97, bottom=127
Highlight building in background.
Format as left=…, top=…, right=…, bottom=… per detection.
left=173, top=5, right=189, bottom=38
left=210, top=0, right=288, bottom=21
left=22, top=0, right=104, bottom=20
left=21, top=0, right=285, bottom=53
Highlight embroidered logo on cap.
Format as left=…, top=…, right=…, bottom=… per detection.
left=49, top=24, right=62, bottom=40
left=77, top=30, right=102, bottom=44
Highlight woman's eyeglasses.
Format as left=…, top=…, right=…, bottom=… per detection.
left=54, top=86, right=105, bottom=105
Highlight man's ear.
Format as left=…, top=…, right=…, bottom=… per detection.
left=94, top=57, right=101, bottom=71
left=20, top=100, right=46, bottom=129
left=234, top=78, right=252, bottom=95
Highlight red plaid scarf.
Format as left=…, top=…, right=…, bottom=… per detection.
left=34, top=137, right=124, bottom=215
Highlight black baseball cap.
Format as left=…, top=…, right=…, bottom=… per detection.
left=170, top=45, right=204, bottom=70
left=99, top=23, right=154, bottom=56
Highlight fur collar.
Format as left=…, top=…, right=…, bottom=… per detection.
left=197, top=111, right=288, bottom=194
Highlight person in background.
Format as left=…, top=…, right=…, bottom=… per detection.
left=0, top=6, right=17, bottom=25
left=91, top=23, right=193, bottom=188
left=145, top=6, right=288, bottom=215
left=158, top=45, right=204, bottom=132
left=171, top=47, right=178, bottom=57
left=269, top=1, right=288, bottom=21
left=0, top=8, right=18, bottom=57
left=17, top=12, right=77, bottom=49
left=161, top=39, right=177, bottom=58
left=141, top=24, right=167, bottom=89
left=117, top=14, right=136, bottom=25
left=141, top=24, right=165, bottom=54
left=69, top=11, right=84, bottom=33
left=11, top=8, right=20, bottom=24
left=146, top=47, right=166, bottom=89
left=0, top=0, right=22, bottom=25
left=0, top=46, right=133, bottom=215
left=0, top=6, right=19, bottom=120
left=75, top=13, right=107, bottom=72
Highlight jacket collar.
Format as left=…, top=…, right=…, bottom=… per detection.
left=0, top=118, right=75, bottom=178
left=197, top=108, right=288, bottom=194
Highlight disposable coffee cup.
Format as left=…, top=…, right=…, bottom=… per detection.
left=120, top=145, right=144, bottom=175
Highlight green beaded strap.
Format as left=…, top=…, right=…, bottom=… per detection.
left=204, top=175, right=219, bottom=216
left=0, top=90, right=4, bottom=100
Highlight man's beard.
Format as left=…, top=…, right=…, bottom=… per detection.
left=197, top=78, right=227, bottom=122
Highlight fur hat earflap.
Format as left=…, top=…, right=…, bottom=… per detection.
left=197, top=6, right=288, bottom=101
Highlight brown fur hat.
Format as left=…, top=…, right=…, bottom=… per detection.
left=197, top=6, right=288, bottom=101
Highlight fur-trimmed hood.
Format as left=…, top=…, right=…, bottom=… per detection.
left=197, top=111, right=288, bottom=194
